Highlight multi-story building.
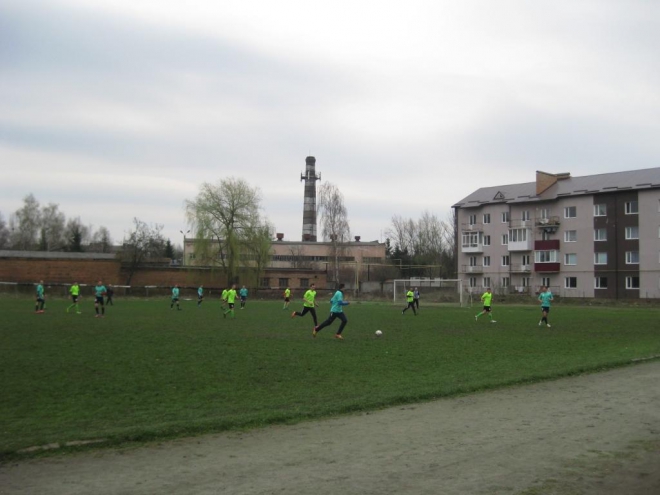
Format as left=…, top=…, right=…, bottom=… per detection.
left=453, top=169, right=660, bottom=299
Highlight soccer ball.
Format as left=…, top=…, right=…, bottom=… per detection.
left=375, top=330, right=383, bottom=337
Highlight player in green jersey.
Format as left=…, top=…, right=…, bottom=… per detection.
left=475, top=288, right=495, bottom=323
left=402, top=288, right=417, bottom=315
left=66, top=282, right=81, bottom=314
left=223, top=284, right=238, bottom=319
left=291, top=283, right=319, bottom=325
left=283, top=287, right=291, bottom=309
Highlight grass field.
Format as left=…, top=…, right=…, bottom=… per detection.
left=1, top=295, right=659, bottom=459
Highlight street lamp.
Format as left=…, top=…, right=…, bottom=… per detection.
left=180, top=230, right=190, bottom=266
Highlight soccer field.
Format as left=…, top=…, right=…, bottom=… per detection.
left=1, top=296, right=659, bottom=458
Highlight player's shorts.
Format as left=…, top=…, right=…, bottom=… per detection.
left=284, top=297, right=290, bottom=302
left=483, top=305, right=491, bottom=312
left=541, top=306, right=550, bottom=313
left=71, top=295, right=79, bottom=303
left=198, top=295, right=204, bottom=300
left=172, top=297, right=179, bottom=302
left=36, top=297, right=44, bottom=302
left=228, top=303, right=235, bottom=309
left=95, top=296, right=105, bottom=305
left=240, top=296, right=246, bottom=302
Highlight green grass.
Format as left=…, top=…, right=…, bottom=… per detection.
left=1, top=297, right=659, bottom=459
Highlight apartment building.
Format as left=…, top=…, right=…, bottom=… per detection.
left=453, top=169, right=660, bottom=299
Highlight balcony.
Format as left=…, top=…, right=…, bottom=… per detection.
left=511, top=264, right=532, bottom=273
left=534, top=263, right=560, bottom=273
left=461, top=243, right=483, bottom=254
left=535, top=216, right=560, bottom=233
left=462, top=265, right=484, bottom=274
left=461, top=222, right=483, bottom=232
left=535, top=239, right=560, bottom=250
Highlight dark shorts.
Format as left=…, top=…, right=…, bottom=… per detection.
left=541, top=306, right=550, bottom=313
left=228, top=303, right=235, bottom=309
left=483, top=305, right=491, bottom=312
left=71, top=295, right=79, bottom=303
left=198, top=295, right=204, bottom=300
left=172, top=297, right=179, bottom=302
left=284, top=297, right=290, bottom=302
left=36, top=297, right=44, bottom=302
left=95, top=296, right=104, bottom=305
left=240, top=296, right=246, bottom=302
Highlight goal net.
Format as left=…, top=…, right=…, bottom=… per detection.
left=393, top=279, right=465, bottom=307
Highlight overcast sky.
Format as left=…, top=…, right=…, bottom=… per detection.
left=1, top=0, right=659, bottom=246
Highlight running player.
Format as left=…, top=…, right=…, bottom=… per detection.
left=313, top=284, right=350, bottom=340
left=283, top=287, right=291, bottom=309
left=171, top=285, right=181, bottom=310
left=223, top=284, right=237, bottom=319
left=291, top=283, right=318, bottom=325
left=66, top=282, right=81, bottom=314
left=538, top=286, right=554, bottom=327
left=402, top=287, right=417, bottom=315
left=35, top=280, right=45, bottom=314
left=197, top=285, right=204, bottom=307
left=475, top=287, right=496, bottom=323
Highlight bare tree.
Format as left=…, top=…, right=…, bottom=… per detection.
left=64, top=217, right=91, bottom=252
left=91, top=226, right=113, bottom=253
left=10, top=194, right=41, bottom=250
left=0, top=212, right=9, bottom=249
left=121, top=218, right=165, bottom=285
left=317, top=182, right=351, bottom=285
left=185, top=178, right=270, bottom=284
left=39, top=203, right=66, bottom=251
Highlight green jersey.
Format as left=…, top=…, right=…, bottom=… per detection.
left=481, top=291, right=492, bottom=306
left=36, top=284, right=44, bottom=298
left=406, top=290, right=414, bottom=303
left=284, top=288, right=291, bottom=299
left=226, top=289, right=237, bottom=304
left=221, top=289, right=229, bottom=301
left=538, top=291, right=553, bottom=307
left=70, top=284, right=80, bottom=296
left=172, top=287, right=180, bottom=299
left=95, top=285, right=106, bottom=298
left=303, top=289, right=316, bottom=308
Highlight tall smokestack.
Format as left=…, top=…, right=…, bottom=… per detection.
left=301, top=156, right=321, bottom=242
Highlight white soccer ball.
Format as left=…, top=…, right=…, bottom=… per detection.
left=375, top=330, right=383, bottom=337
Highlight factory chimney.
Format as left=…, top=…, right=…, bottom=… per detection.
left=301, top=156, right=321, bottom=242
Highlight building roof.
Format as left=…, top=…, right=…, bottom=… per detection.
left=0, top=250, right=117, bottom=260
left=453, top=167, right=660, bottom=208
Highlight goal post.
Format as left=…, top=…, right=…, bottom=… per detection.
left=393, top=279, right=465, bottom=307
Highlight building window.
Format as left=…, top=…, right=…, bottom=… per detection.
left=593, top=204, right=606, bottom=216
left=564, top=230, right=577, bottom=242
left=595, top=277, right=608, bottom=289
left=626, top=276, right=640, bottom=289
left=565, top=277, right=577, bottom=289
left=540, top=208, right=550, bottom=220
left=461, top=232, right=481, bottom=248
left=509, top=228, right=528, bottom=242
left=594, top=228, right=607, bottom=241
left=626, top=251, right=639, bottom=264
left=501, top=234, right=509, bottom=245
left=469, top=256, right=478, bottom=266
left=522, top=210, right=530, bottom=221
left=483, top=235, right=491, bottom=246
left=542, top=277, right=551, bottom=287
left=502, top=277, right=510, bottom=288
left=594, top=252, right=608, bottom=265
left=483, top=277, right=491, bottom=288
left=564, top=206, right=577, bottom=218
left=468, top=214, right=477, bottom=225
left=260, top=277, right=270, bottom=288
left=521, top=254, right=530, bottom=266
left=300, top=278, right=309, bottom=288
left=564, top=253, right=577, bottom=265
left=522, top=277, right=531, bottom=287
left=278, top=278, right=289, bottom=287
left=535, top=250, right=559, bottom=263
left=501, top=255, right=510, bottom=266
left=483, top=213, right=491, bottom=224
left=469, top=277, right=477, bottom=288
left=483, top=256, right=491, bottom=267
left=625, top=226, right=639, bottom=239
left=625, top=201, right=638, bottom=215
left=501, top=211, right=510, bottom=223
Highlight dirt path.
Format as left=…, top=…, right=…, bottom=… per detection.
left=2, top=361, right=660, bottom=495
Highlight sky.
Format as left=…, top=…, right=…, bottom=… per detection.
left=1, top=0, right=659, bottom=247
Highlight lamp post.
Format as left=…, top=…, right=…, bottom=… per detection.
left=180, top=230, right=190, bottom=266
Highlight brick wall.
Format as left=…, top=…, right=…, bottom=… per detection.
left=0, top=258, right=121, bottom=285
